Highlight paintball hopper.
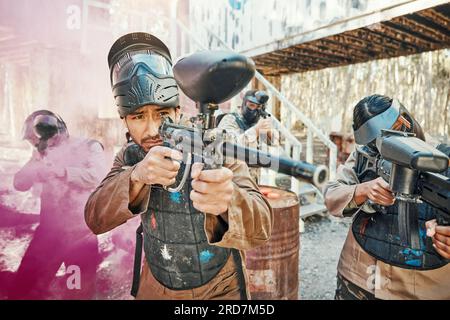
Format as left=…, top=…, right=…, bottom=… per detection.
left=173, top=50, right=256, bottom=104
left=377, top=130, right=449, bottom=173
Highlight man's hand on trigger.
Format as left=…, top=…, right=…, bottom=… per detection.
left=255, top=118, right=272, bottom=136
left=426, top=219, right=450, bottom=259
left=190, top=163, right=234, bottom=215
left=354, top=177, right=396, bottom=207
left=131, top=146, right=182, bottom=186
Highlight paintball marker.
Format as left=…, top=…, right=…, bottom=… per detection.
left=355, top=129, right=450, bottom=248
left=124, top=50, right=328, bottom=190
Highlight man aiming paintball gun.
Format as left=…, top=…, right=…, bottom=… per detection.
left=217, top=90, right=279, bottom=183
left=85, top=31, right=328, bottom=300
left=324, top=94, right=450, bottom=300
left=84, top=32, right=274, bottom=300
left=10, top=110, right=106, bottom=300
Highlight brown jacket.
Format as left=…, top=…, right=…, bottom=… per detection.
left=324, top=150, right=450, bottom=300
left=85, top=143, right=273, bottom=299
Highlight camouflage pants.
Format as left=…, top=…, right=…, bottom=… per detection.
left=334, top=273, right=378, bottom=300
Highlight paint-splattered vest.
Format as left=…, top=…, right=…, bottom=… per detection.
left=351, top=144, right=450, bottom=270
left=140, top=163, right=231, bottom=290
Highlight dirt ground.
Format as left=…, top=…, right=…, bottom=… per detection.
left=0, top=210, right=352, bottom=300
left=299, top=214, right=353, bottom=300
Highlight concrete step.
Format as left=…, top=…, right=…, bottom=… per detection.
left=300, top=202, right=328, bottom=219
left=298, top=184, right=318, bottom=196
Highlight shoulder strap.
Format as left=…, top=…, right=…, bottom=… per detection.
left=215, top=113, right=228, bottom=127
left=231, top=249, right=248, bottom=300
left=216, top=112, right=249, bottom=131
left=231, top=113, right=250, bottom=131
left=130, top=223, right=144, bottom=297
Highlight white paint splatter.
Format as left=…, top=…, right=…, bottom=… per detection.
left=160, top=245, right=172, bottom=261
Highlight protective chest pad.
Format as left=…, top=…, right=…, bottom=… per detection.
left=141, top=164, right=230, bottom=290
left=352, top=143, right=450, bottom=270
left=352, top=204, right=448, bottom=270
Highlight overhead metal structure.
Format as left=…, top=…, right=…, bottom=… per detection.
left=243, top=1, right=450, bottom=76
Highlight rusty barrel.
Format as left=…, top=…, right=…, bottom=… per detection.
left=245, top=186, right=300, bottom=300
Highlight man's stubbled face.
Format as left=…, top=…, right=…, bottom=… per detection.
left=124, top=105, right=180, bottom=153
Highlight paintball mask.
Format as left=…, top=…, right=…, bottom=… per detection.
left=242, top=90, right=270, bottom=125
left=353, top=99, right=415, bottom=149
left=22, top=110, right=68, bottom=154
left=33, top=115, right=59, bottom=140
left=108, top=33, right=179, bottom=117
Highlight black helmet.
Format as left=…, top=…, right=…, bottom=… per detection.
left=242, top=90, right=269, bottom=107
left=241, top=90, right=270, bottom=125
left=353, top=97, right=424, bottom=146
left=22, top=110, right=68, bottom=153
left=107, top=32, right=179, bottom=117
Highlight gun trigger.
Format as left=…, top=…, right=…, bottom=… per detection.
left=166, top=153, right=192, bottom=193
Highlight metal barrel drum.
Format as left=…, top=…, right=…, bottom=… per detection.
left=245, top=185, right=300, bottom=300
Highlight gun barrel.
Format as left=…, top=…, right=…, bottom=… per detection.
left=223, top=142, right=328, bottom=187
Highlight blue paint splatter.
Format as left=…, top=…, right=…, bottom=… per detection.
left=169, top=192, right=182, bottom=204
left=228, top=0, right=247, bottom=10
left=402, top=248, right=422, bottom=257
left=401, top=248, right=423, bottom=267
left=419, top=228, right=427, bottom=250
left=405, top=259, right=422, bottom=267
left=199, top=250, right=214, bottom=264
